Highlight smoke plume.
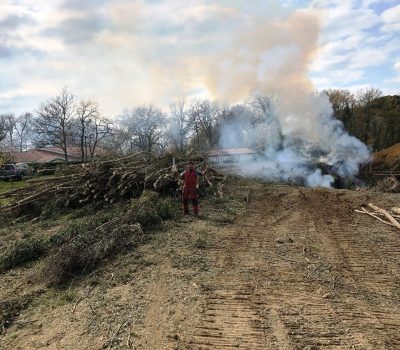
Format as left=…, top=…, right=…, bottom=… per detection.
left=218, top=94, right=370, bottom=187
left=198, top=6, right=371, bottom=187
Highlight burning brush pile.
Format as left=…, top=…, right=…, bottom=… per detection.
left=0, top=152, right=224, bottom=219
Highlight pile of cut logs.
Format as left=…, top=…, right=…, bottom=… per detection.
left=0, top=152, right=224, bottom=217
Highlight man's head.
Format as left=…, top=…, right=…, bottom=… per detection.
left=188, top=161, right=194, bottom=170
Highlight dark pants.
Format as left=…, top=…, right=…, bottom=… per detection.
left=182, top=198, right=199, bottom=215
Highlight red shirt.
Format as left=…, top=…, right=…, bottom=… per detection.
left=180, top=169, right=202, bottom=199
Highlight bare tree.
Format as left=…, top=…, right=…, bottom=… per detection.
left=86, top=115, right=112, bottom=158
left=5, top=114, right=17, bottom=149
left=102, top=128, right=131, bottom=154
left=34, top=87, right=75, bottom=161
left=0, top=114, right=11, bottom=145
left=15, top=113, right=33, bottom=151
left=249, top=94, right=275, bottom=116
left=323, top=89, right=355, bottom=131
left=356, top=87, right=382, bottom=107
left=189, top=99, right=220, bottom=147
left=76, top=99, right=98, bottom=161
left=120, top=105, right=166, bottom=153
left=168, top=99, right=191, bottom=152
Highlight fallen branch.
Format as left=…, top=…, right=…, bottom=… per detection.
left=71, top=286, right=95, bottom=313
left=368, top=203, right=400, bottom=230
left=106, top=321, right=128, bottom=350
left=1, top=153, right=224, bottom=218
left=355, top=208, right=394, bottom=227
left=391, top=207, right=400, bottom=215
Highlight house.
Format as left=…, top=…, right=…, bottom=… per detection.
left=207, top=147, right=257, bottom=164
left=10, top=146, right=107, bottom=164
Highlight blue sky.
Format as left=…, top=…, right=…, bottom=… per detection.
left=0, top=0, right=399, bottom=116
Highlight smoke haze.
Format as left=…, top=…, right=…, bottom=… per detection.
left=218, top=94, right=370, bottom=187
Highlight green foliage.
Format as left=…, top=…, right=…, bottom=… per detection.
left=130, top=190, right=177, bottom=228
left=325, top=89, right=400, bottom=149
left=0, top=237, right=46, bottom=271
left=0, top=179, right=28, bottom=194
left=157, top=197, right=176, bottom=220
left=0, top=152, right=11, bottom=166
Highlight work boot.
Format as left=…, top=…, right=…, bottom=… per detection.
left=183, top=200, right=189, bottom=215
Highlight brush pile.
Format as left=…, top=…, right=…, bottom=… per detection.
left=0, top=152, right=224, bottom=218
left=375, top=175, right=400, bottom=193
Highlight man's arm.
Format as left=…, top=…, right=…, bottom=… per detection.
left=196, top=166, right=208, bottom=176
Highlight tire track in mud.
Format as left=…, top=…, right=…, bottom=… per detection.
left=186, top=185, right=400, bottom=350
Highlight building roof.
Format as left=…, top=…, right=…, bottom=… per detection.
left=40, top=146, right=82, bottom=156
left=10, top=146, right=109, bottom=163
left=11, top=149, right=81, bottom=163
left=207, top=147, right=257, bottom=157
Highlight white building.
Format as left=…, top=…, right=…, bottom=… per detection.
left=207, top=148, right=257, bottom=164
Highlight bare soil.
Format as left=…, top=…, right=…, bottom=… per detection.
left=1, top=181, right=400, bottom=349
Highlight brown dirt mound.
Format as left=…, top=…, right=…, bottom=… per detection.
left=372, top=143, right=400, bottom=170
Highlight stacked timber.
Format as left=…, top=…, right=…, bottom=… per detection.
left=0, top=152, right=224, bottom=217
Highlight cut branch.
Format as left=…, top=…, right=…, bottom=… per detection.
left=368, top=203, right=400, bottom=230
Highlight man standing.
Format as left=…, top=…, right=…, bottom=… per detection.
left=174, top=161, right=206, bottom=215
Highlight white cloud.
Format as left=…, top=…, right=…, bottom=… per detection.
left=348, top=46, right=389, bottom=69
left=311, top=69, right=365, bottom=89
left=0, top=0, right=398, bottom=116
left=381, top=4, right=400, bottom=32
left=362, top=0, right=398, bottom=8
left=384, top=59, right=400, bottom=84
left=309, top=0, right=400, bottom=93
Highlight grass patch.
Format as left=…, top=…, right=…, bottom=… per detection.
left=0, top=180, right=29, bottom=206
left=0, top=179, right=28, bottom=194
left=0, top=237, right=47, bottom=272
left=192, top=230, right=211, bottom=249
left=212, top=214, right=235, bottom=225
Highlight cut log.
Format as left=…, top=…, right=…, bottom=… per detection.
left=0, top=152, right=223, bottom=218
left=355, top=208, right=394, bottom=227
left=391, top=207, right=400, bottom=215
left=368, top=203, right=400, bottom=230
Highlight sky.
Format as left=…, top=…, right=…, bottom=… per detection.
left=0, top=0, right=399, bottom=117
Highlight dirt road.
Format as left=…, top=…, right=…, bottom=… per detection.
left=2, top=182, right=400, bottom=350
left=185, top=184, right=400, bottom=349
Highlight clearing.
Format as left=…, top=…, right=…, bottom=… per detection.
left=1, top=180, right=400, bottom=349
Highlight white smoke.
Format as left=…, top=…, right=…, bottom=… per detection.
left=218, top=93, right=370, bottom=188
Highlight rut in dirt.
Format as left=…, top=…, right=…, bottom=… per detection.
left=186, top=184, right=400, bottom=350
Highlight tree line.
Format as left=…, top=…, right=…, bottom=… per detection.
left=323, top=88, right=400, bottom=150
left=0, top=87, right=399, bottom=161
left=0, top=87, right=230, bottom=160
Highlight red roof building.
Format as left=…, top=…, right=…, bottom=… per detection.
left=10, top=146, right=107, bottom=163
